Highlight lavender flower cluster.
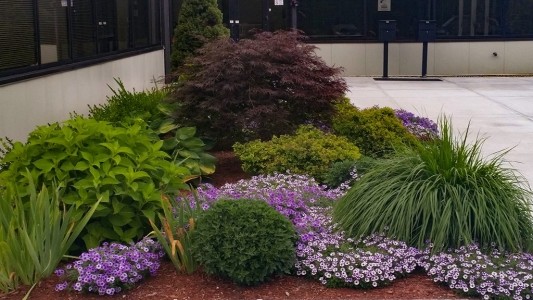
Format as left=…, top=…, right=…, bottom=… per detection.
left=193, top=173, right=347, bottom=232
left=55, top=238, right=164, bottom=295
left=421, top=244, right=533, bottom=299
left=395, top=109, right=439, bottom=140
left=295, top=207, right=421, bottom=288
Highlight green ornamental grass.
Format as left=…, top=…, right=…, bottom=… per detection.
left=334, top=117, right=533, bottom=253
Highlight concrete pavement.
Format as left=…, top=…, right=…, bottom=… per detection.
left=344, top=76, right=533, bottom=188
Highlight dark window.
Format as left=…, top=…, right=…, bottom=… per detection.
left=0, top=0, right=162, bottom=75
left=289, top=0, right=533, bottom=41
left=0, top=0, right=37, bottom=70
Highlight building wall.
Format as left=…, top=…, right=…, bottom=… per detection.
left=314, top=41, right=533, bottom=76
left=0, top=50, right=165, bottom=141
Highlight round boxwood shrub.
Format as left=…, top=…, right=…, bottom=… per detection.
left=332, top=98, right=419, bottom=158
left=333, top=118, right=533, bottom=253
left=233, top=125, right=361, bottom=181
left=192, top=199, right=297, bottom=285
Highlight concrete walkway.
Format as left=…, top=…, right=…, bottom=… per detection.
left=344, top=76, right=533, bottom=188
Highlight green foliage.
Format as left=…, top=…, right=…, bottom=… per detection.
left=149, top=193, right=201, bottom=274
left=169, top=31, right=347, bottom=149
left=162, top=127, right=216, bottom=177
left=88, top=78, right=170, bottom=130
left=322, top=160, right=358, bottom=188
left=171, top=0, right=228, bottom=70
left=88, top=79, right=216, bottom=177
left=192, top=199, right=297, bottom=285
left=333, top=118, right=533, bottom=253
left=233, top=126, right=361, bottom=180
left=0, top=117, right=191, bottom=249
left=0, top=136, right=13, bottom=170
left=332, top=99, right=419, bottom=158
left=0, top=177, right=100, bottom=293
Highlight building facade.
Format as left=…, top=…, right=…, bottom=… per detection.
left=221, top=0, right=533, bottom=75
left=0, top=0, right=171, bottom=141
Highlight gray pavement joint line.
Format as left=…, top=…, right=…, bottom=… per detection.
left=445, top=79, right=533, bottom=123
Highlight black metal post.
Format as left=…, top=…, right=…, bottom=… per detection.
left=291, top=0, right=298, bottom=30
left=383, top=41, right=389, bottom=78
left=229, top=0, right=239, bottom=41
left=421, top=41, right=428, bottom=77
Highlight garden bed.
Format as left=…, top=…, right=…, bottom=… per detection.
left=3, top=152, right=471, bottom=300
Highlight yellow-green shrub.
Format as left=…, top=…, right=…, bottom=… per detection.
left=233, top=126, right=361, bottom=180
left=332, top=99, right=419, bottom=158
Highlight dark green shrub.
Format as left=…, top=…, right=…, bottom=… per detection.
left=169, top=31, right=347, bottom=149
left=192, top=199, right=297, bottom=285
left=0, top=117, right=191, bottom=249
left=322, top=160, right=358, bottom=188
left=233, top=125, right=361, bottom=180
left=87, top=79, right=216, bottom=177
left=332, top=98, right=419, bottom=158
left=333, top=118, right=533, bottom=253
left=171, top=0, right=228, bottom=70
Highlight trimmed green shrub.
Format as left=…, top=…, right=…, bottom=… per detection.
left=169, top=31, right=347, bottom=149
left=322, top=160, right=358, bottom=188
left=192, top=199, right=297, bottom=285
left=333, top=118, right=533, bottom=253
left=332, top=99, right=419, bottom=158
left=233, top=125, right=361, bottom=180
left=0, top=117, right=191, bottom=249
left=171, top=0, right=228, bottom=70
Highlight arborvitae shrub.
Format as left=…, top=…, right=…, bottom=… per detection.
left=233, top=125, right=361, bottom=180
left=171, top=0, right=228, bottom=70
left=332, top=98, right=419, bottom=158
left=169, top=31, right=347, bottom=149
left=192, top=199, right=297, bottom=286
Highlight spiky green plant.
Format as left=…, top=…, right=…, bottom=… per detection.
left=334, top=117, right=533, bottom=253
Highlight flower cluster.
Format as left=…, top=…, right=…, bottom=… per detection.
left=295, top=207, right=421, bottom=288
left=421, top=244, right=533, bottom=299
left=55, top=238, right=164, bottom=295
left=395, top=109, right=438, bottom=140
left=192, top=173, right=346, bottom=232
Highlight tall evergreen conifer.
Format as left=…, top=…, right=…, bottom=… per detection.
left=171, top=0, right=229, bottom=71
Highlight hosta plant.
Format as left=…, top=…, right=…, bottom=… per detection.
left=192, top=199, right=297, bottom=285
left=0, top=177, right=100, bottom=294
left=0, top=117, right=191, bottom=249
left=334, top=117, right=533, bottom=252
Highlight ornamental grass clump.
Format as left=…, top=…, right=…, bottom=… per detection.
left=55, top=238, right=164, bottom=295
left=421, top=244, right=533, bottom=299
left=334, top=117, right=533, bottom=253
left=192, top=199, right=297, bottom=286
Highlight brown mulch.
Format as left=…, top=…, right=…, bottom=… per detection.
left=2, top=151, right=471, bottom=300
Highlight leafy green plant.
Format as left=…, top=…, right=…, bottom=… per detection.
left=0, top=136, right=13, bottom=170
left=169, top=31, right=347, bottom=149
left=171, top=0, right=228, bottom=70
left=332, top=99, right=419, bottom=158
left=192, top=199, right=297, bottom=285
left=0, top=117, right=191, bottom=249
left=322, top=160, right=358, bottom=188
left=149, top=193, right=201, bottom=274
left=233, top=125, right=361, bottom=180
left=88, top=78, right=171, bottom=131
left=0, top=176, right=100, bottom=294
left=87, top=79, right=216, bottom=178
left=333, top=118, right=533, bottom=253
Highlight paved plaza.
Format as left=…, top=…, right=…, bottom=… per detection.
left=345, top=76, right=533, bottom=188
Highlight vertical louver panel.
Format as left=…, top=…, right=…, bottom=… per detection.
left=38, top=0, right=70, bottom=64
left=0, top=0, right=36, bottom=71
left=71, top=0, right=96, bottom=58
